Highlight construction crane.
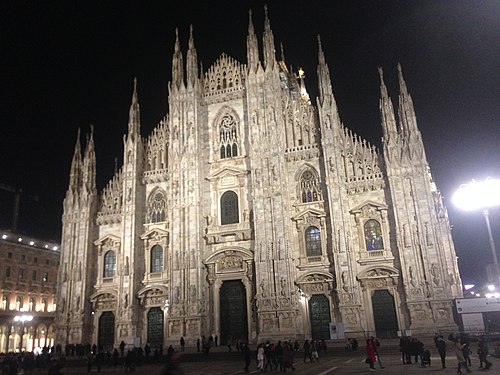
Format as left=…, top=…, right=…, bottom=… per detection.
left=0, top=183, right=38, bottom=231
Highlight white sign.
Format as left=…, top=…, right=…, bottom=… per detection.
left=456, top=298, right=500, bottom=314
left=329, top=322, right=345, bottom=340
left=461, top=313, right=485, bottom=331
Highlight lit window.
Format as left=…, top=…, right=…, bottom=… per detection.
left=149, top=191, right=167, bottom=223
left=305, top=226, right=322, bottom=257
left=16, top=296, right=23, bottom=311
left=1, top=295, right=7, bottom=310
left=300, top=169, right=321, bottom=203
left=219, top=115, right=239, bottom=159
left=29, top=297, right=35, bottom=312
left=43, top=272, right=49, bottom=282
left=150, top=245, right=163, bottom=273
left=104, top=251, right=116, bottom=278
left=364, top=219, right=384, bottom=251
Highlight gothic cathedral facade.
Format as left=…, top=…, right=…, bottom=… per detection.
left=56, top=9, right=462, bottom=349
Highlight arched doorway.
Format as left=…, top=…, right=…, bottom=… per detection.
left=220, top=280, right=248, bottom=345
left=147, top=307, right=164, bottom=349
left=98, top=311, right=115, bottom=351
left=372, top=290, right=398, bottom=338
left=309, top=294, right=331, bottom=340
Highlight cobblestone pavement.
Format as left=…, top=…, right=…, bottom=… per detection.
left=57, top=350, right=499, bottom=375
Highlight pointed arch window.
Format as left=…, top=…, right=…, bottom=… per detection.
left=1, top=295, right=7, bottom=310
left=16, top=296, right=23, bottom=311
left=149, top=191, right=167, bottom=223
left=300, top=169, right=321, bottom=203
left=104, top=250, right=116, bottom=278
left=29, top=297, right=35, bottom=312
left=219, top=115, right=239, bottom=159
left=150, top=245, right=163, bottom=273
left=221, top=191, right=239, bottom=225
left=364, top=219, right=384, bottom=251
left=305, top=226, right=322, bottom=257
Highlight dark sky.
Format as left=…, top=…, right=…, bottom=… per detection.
left=1, top=0, right=499, bottom=286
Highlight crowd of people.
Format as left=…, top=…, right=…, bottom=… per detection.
left=0, top=333, right=496, bottom=374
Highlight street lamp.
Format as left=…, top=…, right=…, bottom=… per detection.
left=453, top=178, right=500, bottom=279
left=14, top=314, right=33, bottom=352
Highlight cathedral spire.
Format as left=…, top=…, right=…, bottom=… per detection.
left=246, top=9, right=260, bottom=72
left=186, top=24, right=198, bottom=88
left=172, top=28, right=185, bottom=90
left=69, top=128, right=82, bottom=190
left=397, top=63, right=418, bottom=137
left=298, top=68, right=310, bottom=103
left=317, top=34, right=332, bottom=105
left=262, top=5, right=276, bottom=71
left=128, top=78, right=140, bottom=137
left=82, top=124, right=96, bottom=191
left=378, top=67, right=398, bottom=141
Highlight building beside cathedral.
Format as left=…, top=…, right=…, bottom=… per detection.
left=0, top=231, right=60, bottom=352
left=56, top=8, right=462, bottom=350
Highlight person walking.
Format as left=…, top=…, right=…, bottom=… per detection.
left=371, top=337, right=384, bottom=369
left=451, top=336, right=470, bottom=374
left=366, top=338, right=377, bottom=371
left=434, top=334, right=447, bottom=369
left=303, top=340, right=312, bottom=363
left=180, top=337, right=185, bottom=352
left=242, top=343, right=251, bottom=373
left=477, top=336, right=492, bottom=370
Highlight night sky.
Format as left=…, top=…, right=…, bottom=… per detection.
left=1, top=1, right=499, bottom=286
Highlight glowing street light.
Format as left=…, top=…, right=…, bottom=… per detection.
left=14, top=314, right=33, bottom=352
left=453, top=178, right=500, bottom=267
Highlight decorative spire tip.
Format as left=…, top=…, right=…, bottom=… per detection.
left=378, top=67, right=384, bottom=80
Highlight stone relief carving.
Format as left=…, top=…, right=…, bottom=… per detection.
left=219, top=255, right=243, bottom=270
left=430, top=263, right=440, bottom=286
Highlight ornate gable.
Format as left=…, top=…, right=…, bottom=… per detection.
left=97, top=169, right=123, bottom=225
left=203, top=53, right=245, bottom=103
left=140, top=228, right=169, bottom=241
left=206, top=166, right=248, bottom=181
left=350, top=201, right=387, bottom=217
left=94, top=234, right=121, bottom=248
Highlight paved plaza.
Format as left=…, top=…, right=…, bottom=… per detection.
left=57, top=345, right=499, bottom=375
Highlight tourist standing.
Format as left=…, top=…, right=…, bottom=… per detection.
left=257, top=344, right=265, bottom=371
left=242, top=343, right=251, bottom=373
left=434, top=334, right=447, bottom=369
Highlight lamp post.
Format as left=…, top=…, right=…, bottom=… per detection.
left=453, top=178, right=500, bottom=281
left=14, top=314, right=33, bottom=352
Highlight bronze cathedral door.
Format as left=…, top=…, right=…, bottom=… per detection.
left=98, top=311, right=115, bottom=351
left=371, top=290, right=398, bottom=338
left=309, top=294, right=331, bottom=340
left=220, top=280, right=248, bottom=345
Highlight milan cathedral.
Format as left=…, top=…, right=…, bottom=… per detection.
left=56, top=8, right=462, bottom=349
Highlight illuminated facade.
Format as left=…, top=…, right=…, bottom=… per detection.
left=56, top=8, right=462, bottom=349
left=0, top=232, right=59, bottom=352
